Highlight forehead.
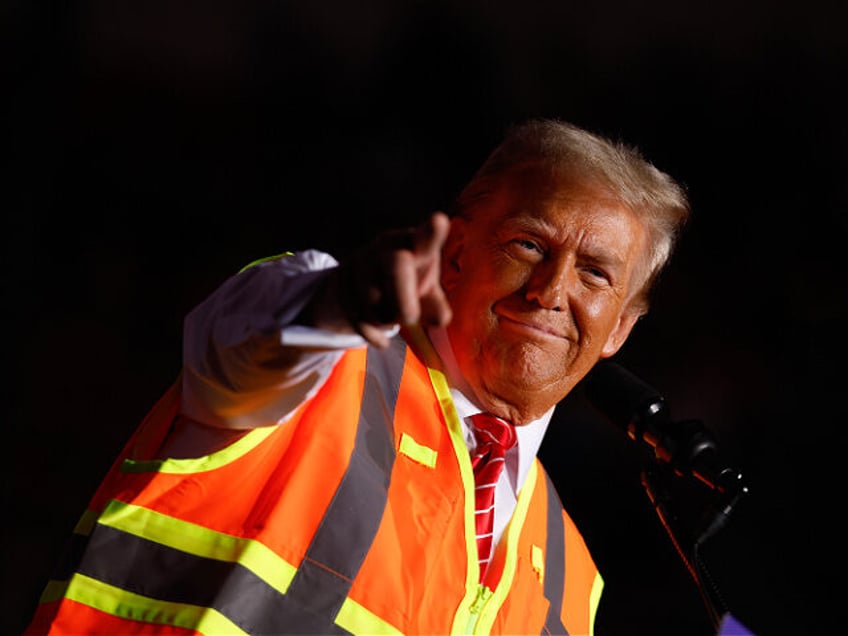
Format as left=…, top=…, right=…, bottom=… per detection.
left=470, top=163, right=629, bottom=225
left=471, top=162, right=650, bottom=270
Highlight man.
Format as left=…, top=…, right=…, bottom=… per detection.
left=27, top=118, right=689, bottom=635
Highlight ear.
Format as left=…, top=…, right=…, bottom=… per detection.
left=440, top=216, right=467, bottom=291
left=599, top=306, right=643, bottom=359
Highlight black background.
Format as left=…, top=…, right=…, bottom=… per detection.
left=5, top=2, right=847, bottom=635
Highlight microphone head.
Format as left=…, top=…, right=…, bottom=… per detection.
left=582, top=360, right=741, bottom=494
left=583, top=360, right=669, bottom=438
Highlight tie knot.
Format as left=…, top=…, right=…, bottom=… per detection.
left=470, top=413, right=516, bottom=452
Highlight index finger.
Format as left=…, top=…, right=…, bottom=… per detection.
left=413, top=211, right=451, bottom=258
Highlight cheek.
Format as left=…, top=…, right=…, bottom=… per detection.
left=445, top=286, right=481, bottom=338
left=572, top=294, right=622, bottom=339
left=450, top=259, right=516, bottom=303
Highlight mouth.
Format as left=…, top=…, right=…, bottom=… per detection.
left=496, top=312, right=569, bottom=341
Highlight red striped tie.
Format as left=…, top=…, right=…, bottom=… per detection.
left=470, top=413, right=516, bottom=583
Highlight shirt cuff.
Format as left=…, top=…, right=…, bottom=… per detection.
left=280, top=323, right=401, bottom=348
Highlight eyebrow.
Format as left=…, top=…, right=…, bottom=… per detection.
left=505, top=215, right=629, bottom=269
left=502, top=214, right=554, bottom=237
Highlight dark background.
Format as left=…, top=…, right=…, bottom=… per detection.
left=5, top=2, right=846, bottom=635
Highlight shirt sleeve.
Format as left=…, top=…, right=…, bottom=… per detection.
left=181, top=249, right=376, bottom=429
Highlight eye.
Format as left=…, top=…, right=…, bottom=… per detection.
left=581, top=265, right=612, bottom=286
left=511, top=238, right=544, bottom=254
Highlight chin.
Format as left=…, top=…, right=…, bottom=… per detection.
left=500, top=342, right=567, bottom=377
left=486, top=366, right=571, bottom=407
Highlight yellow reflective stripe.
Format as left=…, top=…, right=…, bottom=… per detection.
left=426, top=363, right=475, bottom=570
left=464, top=585, right=493, bottom=634
left=398, top=432, right=438, bottom=468
left=405, top=324, right=488, bottom=634
left=238, top=252, right=294, bottom=273
left=65, top=572, right=247, bottom=635
left=335, top=597, right=403, bottom=635
left=426, top=363, right=480, bottom=633
left=588, top=571, right=604, bottom=636
left=122, top=426, right=277, bottom=474
left=37, top=508, right=102, bottom=604
left=99, top=500, right=297, bottom=595
left=73, top=507, right=100, bottom=536
left=531, top=544, right=545, bottom=583
left=38, top=579, right=69, bottom=604
left=474, top=461, right=539, bottom=634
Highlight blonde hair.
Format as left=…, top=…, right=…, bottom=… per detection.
left=454, top=118, right=690, bottom=310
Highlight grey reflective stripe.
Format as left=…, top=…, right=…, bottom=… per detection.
left=542, top=472, right=569, bottom=636
left=75, top=337, right=407, bottom=634
left=78, top=524, right=306, bottom=634
left=283, top=336, right=404, bottom=630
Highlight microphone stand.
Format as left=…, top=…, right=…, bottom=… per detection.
left=639, top=450, right=749, bottom=631
left=583, top=362, right=750, bottom=633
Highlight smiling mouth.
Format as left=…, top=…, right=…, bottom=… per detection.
left=497, top=314, right=569, bottom=340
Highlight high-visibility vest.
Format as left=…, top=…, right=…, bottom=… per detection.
left=26, top=333, right=603, bottom=635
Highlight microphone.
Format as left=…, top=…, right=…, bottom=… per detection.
left=584, top=360, right=751, bottom=625
left=582, top=360, right=744, bottom=495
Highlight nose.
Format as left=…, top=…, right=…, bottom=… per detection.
left=524, top=257, right=570, bottom=311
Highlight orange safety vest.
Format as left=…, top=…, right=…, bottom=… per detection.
left=26, top=332, right=603, bottom=635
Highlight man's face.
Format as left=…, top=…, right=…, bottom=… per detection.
left=441, top=165, right=649, bottom=424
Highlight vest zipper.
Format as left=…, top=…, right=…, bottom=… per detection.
left=464, top=584, right=493, bottom=633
